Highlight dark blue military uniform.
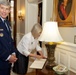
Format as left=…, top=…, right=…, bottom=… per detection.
left=0, top=17, right=17, bottom=75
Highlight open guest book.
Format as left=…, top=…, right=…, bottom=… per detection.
left=30, top=59, right=46, bottom=69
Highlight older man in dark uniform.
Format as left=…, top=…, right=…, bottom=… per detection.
left=0, top=1, right=17, bottom=75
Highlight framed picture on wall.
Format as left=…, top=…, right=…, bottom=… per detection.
left=55, top=0, right=76, bottom=27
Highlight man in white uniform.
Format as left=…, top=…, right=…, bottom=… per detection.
left=12, top=23, right=46, bottom=75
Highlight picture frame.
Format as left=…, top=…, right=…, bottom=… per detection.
left=55, top=0, right=76, bottom=27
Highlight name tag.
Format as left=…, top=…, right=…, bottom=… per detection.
left=0, top=28, right=3, bottom=31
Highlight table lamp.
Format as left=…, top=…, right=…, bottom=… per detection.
left=38, top=21, right=63, bottom=69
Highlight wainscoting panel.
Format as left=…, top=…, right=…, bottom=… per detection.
left=60, top=51, right=68, bottom=66
left=69, top=52, right=76, bottom=72
left=55, top=42, right=76, bottom=73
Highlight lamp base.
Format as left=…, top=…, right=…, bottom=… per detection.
left=45, top=44, right=57, bottom=70
left=46, top=62, right=56, bottom=70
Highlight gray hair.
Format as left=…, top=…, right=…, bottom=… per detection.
left=31, top=23, right=42, bottom=37
left=0, top=0, right=11, bottom=7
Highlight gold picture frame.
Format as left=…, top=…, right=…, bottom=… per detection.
left=55, top=0, right=76, bottom=27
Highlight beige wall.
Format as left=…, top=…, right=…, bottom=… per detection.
left=16, top=0, right=38, bottom=44
left=43, top=0, right=76, bottom=44
left=16, top=0, right=76, bottom=44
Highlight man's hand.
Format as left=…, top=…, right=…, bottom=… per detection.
left=8, top=54, right=17, bottom=63
left=35, top=55, right=46, bottom=59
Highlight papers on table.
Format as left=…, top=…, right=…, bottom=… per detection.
left=30, top=59, right=46, bottom=69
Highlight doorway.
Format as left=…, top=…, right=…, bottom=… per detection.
left=38, top=3, right=42, bottom=47
left=9, top=0, right=17, bottom=46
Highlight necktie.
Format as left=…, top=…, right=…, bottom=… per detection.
left=4, top=20, right=9, bottom=31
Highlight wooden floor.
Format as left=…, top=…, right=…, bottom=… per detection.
left=11, top=70, right=36, bottom=75
left=26, top=71, right=36, bottom=75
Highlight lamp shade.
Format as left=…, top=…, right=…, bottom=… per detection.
left=38, top=22, right=63, bottom=42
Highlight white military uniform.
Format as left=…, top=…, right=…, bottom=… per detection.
left=12, top=32, right=42, bottom=75
left=17, top=32, right=42, bottom=56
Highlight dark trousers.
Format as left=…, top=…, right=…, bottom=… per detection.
left=12, top=51, right=29, bottom=74
left=0, top=68, right=10, bottom=75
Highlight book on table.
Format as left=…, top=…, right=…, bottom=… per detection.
left=30, top=59, right=46, bottom=69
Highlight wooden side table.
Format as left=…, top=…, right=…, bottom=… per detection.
left=36, top=61, right=76, bottom=75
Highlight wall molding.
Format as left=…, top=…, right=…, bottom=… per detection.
left=55, top=42, right=76, bottom=73
left=57, top=42, right=76, bottom=53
